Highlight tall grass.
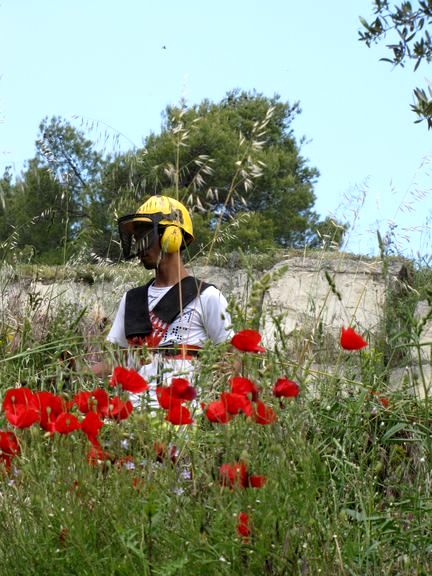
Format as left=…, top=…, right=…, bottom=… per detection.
left=0, top=250, right=432, bottom=575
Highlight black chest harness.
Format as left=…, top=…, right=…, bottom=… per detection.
left=124, top=276, right=212, bottom=342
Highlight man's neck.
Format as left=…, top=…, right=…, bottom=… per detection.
left=153, top=254, right=189, bottom=287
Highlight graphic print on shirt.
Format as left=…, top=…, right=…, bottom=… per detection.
left=127, top=309, right=195, bottom=350
left=144, top=310, right=169, bottom=348
left=168, top=309, right=195, bottom=343
left=126, top=310, right=169, bottom=349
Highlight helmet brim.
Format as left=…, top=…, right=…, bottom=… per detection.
left=118, top=214, right=154, bottom=234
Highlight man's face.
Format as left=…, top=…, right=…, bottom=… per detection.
left=133, top=224, right=161, bottom=269
left=139, top=237, right=161, bottom=269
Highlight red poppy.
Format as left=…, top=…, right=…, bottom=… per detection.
left=248, top=474, right=267, bottom=488
left=54, top=412, right=82, bottom=435
left=34, top=390, right=64, bottom=412
left=230, top=376, right=259, bottom=401
left=340, top=326, right=368, bottom=350
left=109, top=366, right=129, bottom=386
left=107, top=397, right=133, bottom=421
left=220, top=392, right=252, bottom=416
left=231, top=330, right=265, bottom=353
left=0, top=431, right=20, bottom=470
left=369, top=390, right=389, bottom=408
left=5, top=404, right=40, bottom=428
left=74, top=388, right=110, bottom=417
left=378, top=396, right=389, bottom=408
left=204, top=400, right=232, bottom=424
left=117, top=400, right=134, bottom=421
left=87, top=443, right=113, bottom=466
left=73, top=391, right=92, bottom=413
left=0, top=431, right=20, bottom=457
left=236, top=512, right=251, bottom=540
left=92, top=389, right=110, bottom=416
left=81, top=411, right=104, bottom=443
left=251, top=400, right=277, bottom=425
left=156, top=386, right=183, bottom=410
left=63, top=399, right=76, bottom=412
left=110, top=366, right=149, bottom=394
left=34, top=391, right=65, bottom=432
left=272, top=377, right=300, bottom=398
left=2, top=387, right=38, bottom=413
left=219, top=462, right=267, bottom=489
left=165, top=404, right=193, bottom=425
left=170, top=378, right=197, bottom=401
left=219, top=462, right=248, bottom=488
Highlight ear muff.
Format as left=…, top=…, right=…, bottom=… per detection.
left=160, top=226, right=183, bottom=253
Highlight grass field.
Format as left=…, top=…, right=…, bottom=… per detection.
left=0, top=257, right=431, bottom=576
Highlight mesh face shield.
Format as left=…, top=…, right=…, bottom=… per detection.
left=118, top=217, right=158, bottom=260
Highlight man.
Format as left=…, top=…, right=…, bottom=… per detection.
left=92, top=195, right=233, bottom=407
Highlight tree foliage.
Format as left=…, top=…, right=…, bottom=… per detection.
left=359, top=1, right=432, bottom=127
left=0, top=117, right=117, bottom=263
left=103, top=90, right=327, bottom=253
left=0, top=91, right=346, bottom=263
left=36, top=117, right=115, bottom=257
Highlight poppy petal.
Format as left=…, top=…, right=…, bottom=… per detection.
left=251, top=400, right=277, bottom=425
left=340, top=326, right=368, bottom=350
left=110, top=366, right=149, bottom=393
left=230, top=377, right=259, bottom=401
left=165, top=404, right=193, bottom=425
left=5, top=405, right=40, bottom=428
left=171, top=378, right=197, bottom=401
left=236, top=512, right=251, bottom=540
left=231, top=330, right=265, bottom=353
left=54, top=412, right=82, bottom=434
left=0, top=431, right=20, bottom=457
left=107, top=397, right=134, bottom=421
left=2, top=387, right=38, bottom=413
left=156, top=387, right=183, bottom=410
left=204, top=400, right=232, bottom=424
left=219, top=462, right=248, bottom=488
left=81, top=411, right=104, bottom=440
left=221, top=392, right=252, bottom=416
left=248, top=474, right=267, bottom=488
left=272, top=377, right=300, bottom=398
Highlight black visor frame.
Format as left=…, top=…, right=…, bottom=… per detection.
left=118, top=215, right=161, bottom=260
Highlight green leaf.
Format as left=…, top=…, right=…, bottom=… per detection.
left=382, top=422, right=408, bottom=442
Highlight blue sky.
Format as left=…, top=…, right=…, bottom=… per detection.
left=1, top=0, right=432, bottom=258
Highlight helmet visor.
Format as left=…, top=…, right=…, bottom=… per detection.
left=118, top=219, right=157, bottom=260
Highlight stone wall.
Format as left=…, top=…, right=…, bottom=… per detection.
left=1, top=255, right=431, bottom=391
left=0, top=255, right=417, bottom=340
left=260, top=256, right=390, bottom=347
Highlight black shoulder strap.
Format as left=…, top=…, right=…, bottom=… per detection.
left=124, top=279, right=153, bottom=339
left=124, top=277, right=213, bottom=339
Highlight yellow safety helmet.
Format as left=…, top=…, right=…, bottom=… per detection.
left=118, top=195, right=194, bottom=259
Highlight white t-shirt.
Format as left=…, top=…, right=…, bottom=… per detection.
left=107, top=281, right=233, bottom=407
